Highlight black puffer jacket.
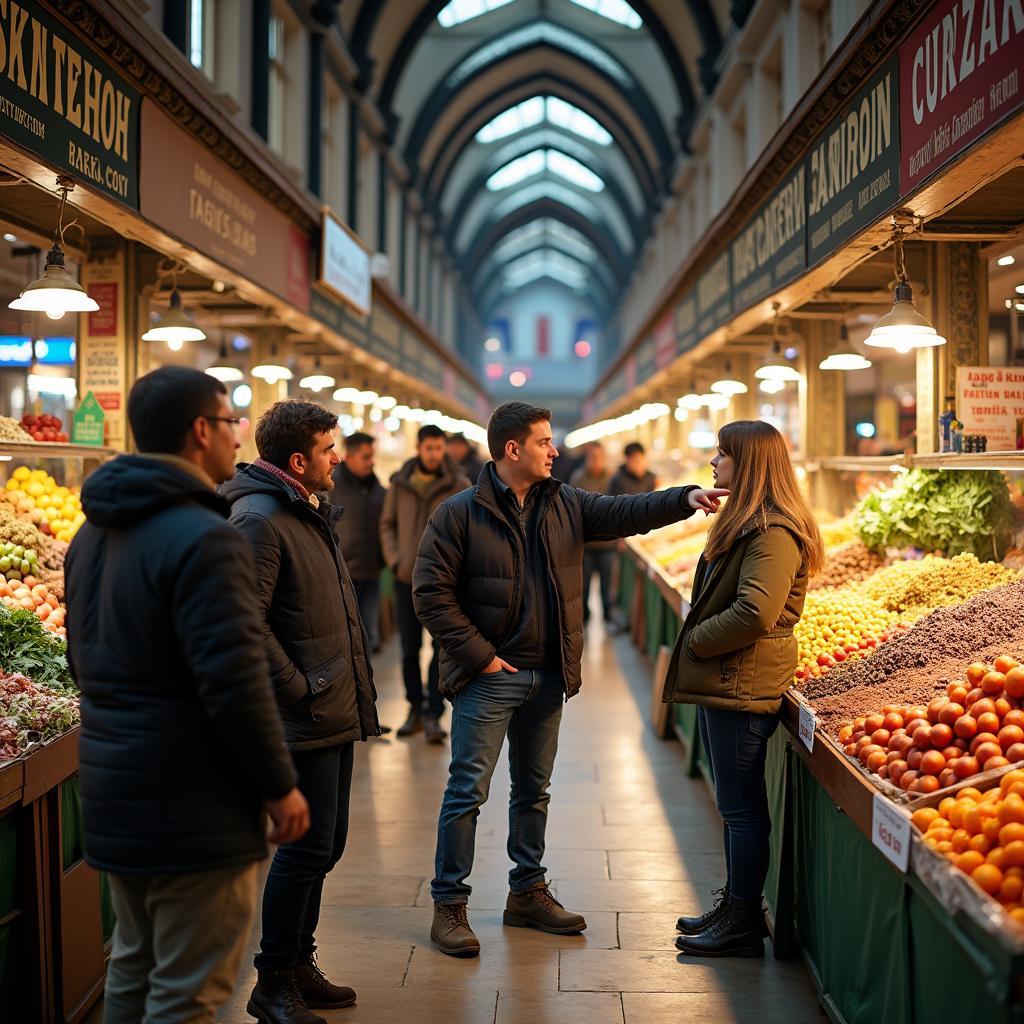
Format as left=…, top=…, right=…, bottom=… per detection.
left=223, top=464, right=379, bottom=750
left=330, top=463, right=386, bottom=582
left=413, top=465, right=698, bottom=698
left=65, top=456, right=297, bottom=876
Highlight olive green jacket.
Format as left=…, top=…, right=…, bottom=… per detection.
left=662, top=512, right=809, bottom=714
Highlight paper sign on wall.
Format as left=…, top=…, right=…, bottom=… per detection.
left=956, top=367, right=1024, bottom=451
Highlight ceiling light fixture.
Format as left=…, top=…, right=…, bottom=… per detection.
left=251, top=343, right=293, bottom=384
left=206, top=340, right=244, bottom=382
left=8, top=178, right=100, bottom=321
left=759, top=379, right=786, bottom=394
left=865, top=211, right=946, bottom=353
left=997, top=255, right=1016, bottom=267
left=819, top=322, right=873, bottom=371
left=710, top=360, right=748, bottom=395
left=756, top=308, right=803, bottom=381
left=300, top=354, right=336, bottom=393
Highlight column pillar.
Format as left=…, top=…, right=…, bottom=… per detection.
left=916, top=241, right=988, bottom=451
left=798, top=321, right=846, bottom=510
left=243, top=329, right=291, bottom=463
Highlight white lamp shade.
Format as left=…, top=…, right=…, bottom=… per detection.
left=251, top=363, right=293, bottom=383
left=9, top=250, right=99, bottom=320
left=865, top=282, right=946, bottom=351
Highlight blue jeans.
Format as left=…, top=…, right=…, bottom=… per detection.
left=697, top=706, right=780, bottom=902
left=352, top=577, right=381, bottom=650
left=432, top=668, right=564, bottom=904
left=255, top=743, right=354, bottom=970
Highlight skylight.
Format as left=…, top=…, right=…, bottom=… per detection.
left=437, top=0, right=515, bottom=28
left=492, top=219, right=597, bottom=264
left=491, top=181, right=602, bottom=223
left=477, top=96, right=612, bottom=146
left=504, top=250, right=589, bottom=291
left=567, top=0, right=642, bottom=28
left=485, top=149, right=605, bottom=192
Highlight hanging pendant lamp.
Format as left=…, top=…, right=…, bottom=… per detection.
left=252, top=343, right=293, bottom=384
left=299, top=353, right=336, bottom=392
left=142, top=287, right=207, bottom=344
left=710, top=359, right=748, bottom=395
left=206, top=340, right=244, bottom=382
left=819, top=323, right=872, bottom=371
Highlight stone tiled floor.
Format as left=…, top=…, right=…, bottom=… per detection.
left=91, top=613, right=826, bottom=1024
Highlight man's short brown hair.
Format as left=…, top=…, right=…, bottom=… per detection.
left=254, top=400, right=338, bottom=469
left=487, top=401, right=552, bottom=461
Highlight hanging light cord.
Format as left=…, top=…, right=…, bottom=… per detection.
left=892, top=221, right=908, bottom=286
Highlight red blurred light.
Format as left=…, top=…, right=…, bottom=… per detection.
left=485, top=362, right=503, bottom=380
left=575, top=340, right=592, bottom=358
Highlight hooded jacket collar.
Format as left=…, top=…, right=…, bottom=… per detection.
left=81, top=454, right=230, bottom=529
left=221, top=463, right=341, bottom=527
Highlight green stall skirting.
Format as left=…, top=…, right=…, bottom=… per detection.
left=621, top=560, right=1024, bottom=1022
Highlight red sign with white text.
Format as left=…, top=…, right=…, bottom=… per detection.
left=900, top=0, right=1024, bottom=195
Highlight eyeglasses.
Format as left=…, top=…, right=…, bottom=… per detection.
left=202, top=415, right=243, bottom=429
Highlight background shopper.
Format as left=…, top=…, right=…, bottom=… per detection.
left=447, top=431, right=485, bottom=483
left=569, top=442, right=620, bottom=631
left=65, top=367, right=308, bottom=1024
left=381, top=424, right=469, bottom=742
left=664, top=420, right=824, bottom=959
left=413, top=401, right=727, bottom=957
left=330, top=431, right=387, bottom=653
left=224, top=401, right=380, bottom=1024
left=609, top=441, right=659, bottom=495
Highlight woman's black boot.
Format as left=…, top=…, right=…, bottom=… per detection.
left=676, top=887, right=728, bottom=935
left=674, top=894, right=765, bottom=958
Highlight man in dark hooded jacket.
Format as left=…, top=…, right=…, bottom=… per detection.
left=223, top=400, right=379, bottom=1024
left=65, top=367, right=308, bottom=1024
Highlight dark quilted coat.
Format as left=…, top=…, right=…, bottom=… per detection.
left=413, top=465, right=698, bottom=698
left=65, top=456, right=297, bottom=876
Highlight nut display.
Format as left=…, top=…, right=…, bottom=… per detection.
left=0, top=416, right=34, bottom=443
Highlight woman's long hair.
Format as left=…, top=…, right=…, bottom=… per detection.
left=704, top=420, right=825, bottom=575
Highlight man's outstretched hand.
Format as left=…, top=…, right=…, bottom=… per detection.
left=686, top=488, right=730, bottom=514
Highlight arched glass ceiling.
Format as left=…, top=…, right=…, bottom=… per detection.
left=490, top=181, right=601, bottom=229
left=438, top=0, right=643, bottom=30
left=437, top=0, right=515, bottom=28
left=491, top=219, right=597, bottom=264
left=567, top=0, right=643, bottom=28
left=476, top=96, right=613, bottom=146
left=487, top=149, right=604, bottom=192
left=504, top=249, right=590, bottom=290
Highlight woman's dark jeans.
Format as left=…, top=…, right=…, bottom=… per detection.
left=697, top=706, right=780, bottom=902
left=255, top=742, right=354, bottom=970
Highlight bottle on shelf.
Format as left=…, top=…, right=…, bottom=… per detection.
left=938, top=396, right=957, bottom=453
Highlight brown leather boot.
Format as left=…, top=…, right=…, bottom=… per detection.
left=293, top=951, right=356, bottom=1009
left=503, top=883, right=587, bottom=934
left=431, top=902, right=481, bottom=957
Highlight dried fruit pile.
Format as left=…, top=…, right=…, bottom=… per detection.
left=914, top=771, right=1024, bottom=925
left=0, top=672, right=79, bottom=761
left=858, top=553, right=1020, bottom=620
left=3, top=466, right=83, bottom=542
left=836, top=655, right=1024, bottom=793
left=808, top=541, right=889, bottom=591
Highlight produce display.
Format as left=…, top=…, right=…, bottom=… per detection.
left=914, top=772, right=1024, bottom=926
left=835, top=654, right=1024, bottom=794
left=809, top=540, right=889, bottom=590
left=855, top=468, right=1012, bottom=560
left=19, top=412, right=69, bottom=443
left=0, top=416, right=34, bottom=443
left=3, top=466, right=84, bottom=542
left=0, top=671, right=79, bottom=760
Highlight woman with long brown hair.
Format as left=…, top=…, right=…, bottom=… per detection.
left=663, top=420, right=824, bottom=958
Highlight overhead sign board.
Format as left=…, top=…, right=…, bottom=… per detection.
left=0, top=1, right=140, bottom=207
left=140, top=100, right=310, bottom=311
left=654, top=311, right=676, bottom=370
left=731, top=165, right=807, bottom=315
left=319, top=209, right=371, bottom=317
left=696, top=251, right=732, bottom=340
left=676, top=290, right=698, bottom=354
left=900, top=0, right=1024, bottom=196
left=806, top=55, right=901, bottom=267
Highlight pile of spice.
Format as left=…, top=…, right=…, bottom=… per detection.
left=798, top=580, right=1024, bottom=733
left=808, top=541, right=889, bottom=591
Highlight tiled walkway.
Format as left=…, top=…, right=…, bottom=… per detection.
left=214, top=618, right=825, bottom=1024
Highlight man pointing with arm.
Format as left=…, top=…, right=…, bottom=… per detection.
left=413, top=401, right=726, bottom=957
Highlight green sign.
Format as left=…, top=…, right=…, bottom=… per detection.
left=72, top=392, right=105, bottom=446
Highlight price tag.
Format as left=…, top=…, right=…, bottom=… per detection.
left=798, top=703, right=816, bottom=752
left=647, top=564, right=657, bottom=580
left=872, top=793, right=911, bottom=872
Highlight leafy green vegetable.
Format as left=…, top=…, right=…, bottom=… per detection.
left=0, top=604, right=75, bottom=691
left=854, top=469, right=1012, bottom=561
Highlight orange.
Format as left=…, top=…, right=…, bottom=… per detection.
left=956, top=851, right=986, bottom=874
left=1001, top=769, right=1024, bottom=793
left=1000, top=822, right=1024, bottom=847
left=911, top=807, right=940, bottom=831
left=1007, top=866, right=1024, bottom=879
left=960, top=787, right=984, bottom=803
left=929, top=828, right=954, bottom=844
left=1001, top=876, right=1024, bottom=903
left=989, top=848, right=1008, bottom=869
left=935, top=840, right=954, bottom=853
left=939, top=797, right=958, bottom=819
left=973, top=863, right=1004, bottom=894
left=948, top=802, right=969, bottom=828
left=984, top=817, right=1004, bottom=844
left=1004, top=841, right=1024, bottom=867
left=1010, top=907, right=1024, bottom=926
left=969, top=833, right=994, bottom=855
left=965, top=807, right=987, bottom=834
left=951, top=829, right=972, bottom=853
left=999, top=794, right=1024, bottom=826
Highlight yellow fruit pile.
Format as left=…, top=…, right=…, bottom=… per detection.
left=794, top=589, right=901, bottom=681
left=858, top=553, right=1021, bottom=621
left=3, top=467, right=84, bottom=543
left=818, top=516, right=858, bottom=550
left=914, top=770, right=1024, bottom=927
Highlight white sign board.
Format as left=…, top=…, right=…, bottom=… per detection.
left=872, top=793, right=911, bottom=872
left=319, top=210, right=371, bottom=316
left=798, top=703, right=816, bottom=752
left=956, top=367, right=1024, bottom=452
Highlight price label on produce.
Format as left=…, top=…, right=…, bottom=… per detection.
left=871, top=793, right=911, bottom=873
left=798, top=703, right=816, bottom=752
